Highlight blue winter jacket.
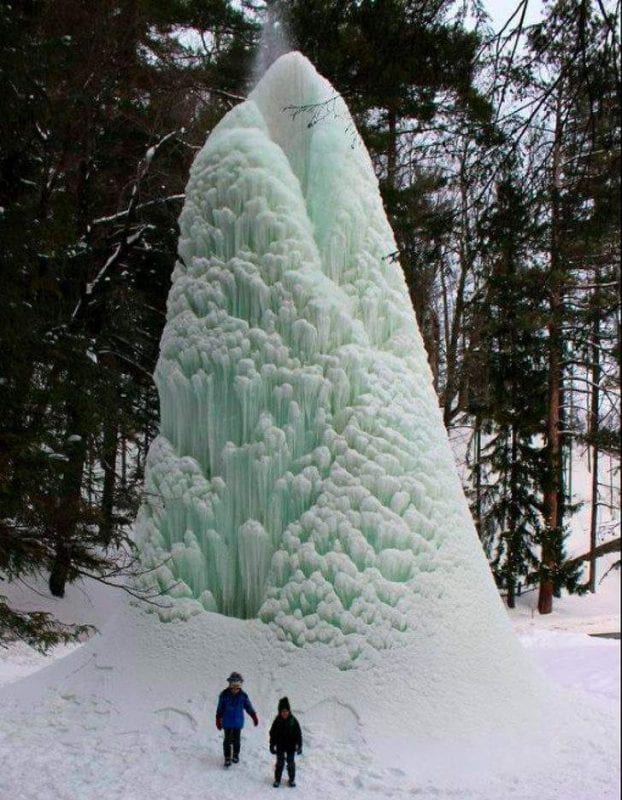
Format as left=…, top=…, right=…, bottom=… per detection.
left=216, top=688, right=256, bottom=729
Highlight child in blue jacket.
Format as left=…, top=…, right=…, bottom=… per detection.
left=216, top=671, right=259, bottom=767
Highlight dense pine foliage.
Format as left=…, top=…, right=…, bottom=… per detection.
left=0, top=0, right=619, bottom=648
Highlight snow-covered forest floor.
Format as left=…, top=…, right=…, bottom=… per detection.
left=0, top=564, right=618, bottom=800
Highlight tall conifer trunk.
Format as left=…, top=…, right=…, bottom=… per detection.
left=588, top=274, right=601, bottom=593
left=539, top=91, right=564, bottom=615
left=442, top=147, right=472, bottom=427
left=507, top=425, right=520, bottom=609
left=100, top=353, right=118, bottom=545
left=49, top=393, right=87, bottom=597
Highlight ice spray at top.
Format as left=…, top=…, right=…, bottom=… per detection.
left=136, top=53, right=509, bottom=667
left=252, top=3, right=293, bottom=84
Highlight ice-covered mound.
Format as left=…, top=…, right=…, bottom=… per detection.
left=0, top=597, right=619, bottom=800
left=136, top=52, right=517, bottom=669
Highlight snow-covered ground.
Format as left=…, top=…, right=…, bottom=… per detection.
left=511, top=567, right=619, bottom=703
left=0, top=567, right=618, bottom=800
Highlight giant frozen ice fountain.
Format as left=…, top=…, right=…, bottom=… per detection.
left=136, top=52, right=529, bottom=675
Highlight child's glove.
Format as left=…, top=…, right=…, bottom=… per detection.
left=297, top=747, right=303, bottom=756
left=270, top=744, right=276, bottom=754
left=215, top=716, right=223, bottom=731
left=251, top=712, right=259, bottom=727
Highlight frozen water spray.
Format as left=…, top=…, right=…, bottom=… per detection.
left=136, top=53, right=522, bottom=670
left=252, top=2, right=293, bottom=85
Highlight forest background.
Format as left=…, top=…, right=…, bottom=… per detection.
left=0, top=0, right=619, bottom=648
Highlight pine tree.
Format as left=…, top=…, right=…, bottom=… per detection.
left=468, top=169, right=548, bottom=606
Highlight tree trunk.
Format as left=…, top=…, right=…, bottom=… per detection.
left=442, top=147, right=472, bottom=428
left=100, top=353, right=118, bottom=545
left=473, top=419, right=482, bottom=537
left=386, top=107, right=397, bottom=189
left=121, top=433, right=127, bottom=492
left=539, top=269, right=561, bottom=614
left=539, top=90, right=565, bottom=616
left=589, top=276, right=601, bottom=592
left=49, top=395, right=87, bottom=597
left=506, top=424, right=519, bottom=609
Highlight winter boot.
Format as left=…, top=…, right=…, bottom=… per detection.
left=232, top=755, right=239, bottom=764
left=288, top=780, right=296, bottom=787
left=273, top=780, right=280, bottom=788
left=224, top=759, right=232, bottom=768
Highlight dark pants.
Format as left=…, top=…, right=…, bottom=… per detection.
left=275, top=747, right=296, bottom=784
left=223, top=728, right=241, bottom=761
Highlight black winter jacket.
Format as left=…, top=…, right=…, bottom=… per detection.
left=269, top=714, right=303, bottom=752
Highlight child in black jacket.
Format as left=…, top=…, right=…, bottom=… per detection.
left=269, top=697, right=303, bottom=788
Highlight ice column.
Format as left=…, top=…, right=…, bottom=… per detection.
left=136, top=53, right=514, bottom=665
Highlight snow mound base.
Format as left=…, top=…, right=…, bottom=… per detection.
left=0, top=599, right=619, bottom=800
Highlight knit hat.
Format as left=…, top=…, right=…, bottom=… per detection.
left=278, top=697, right=290, bottom=712
left=227, top=671, right=244, bottom=686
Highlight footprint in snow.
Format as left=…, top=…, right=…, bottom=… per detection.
left=154, top=707, right=198, bottom=735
